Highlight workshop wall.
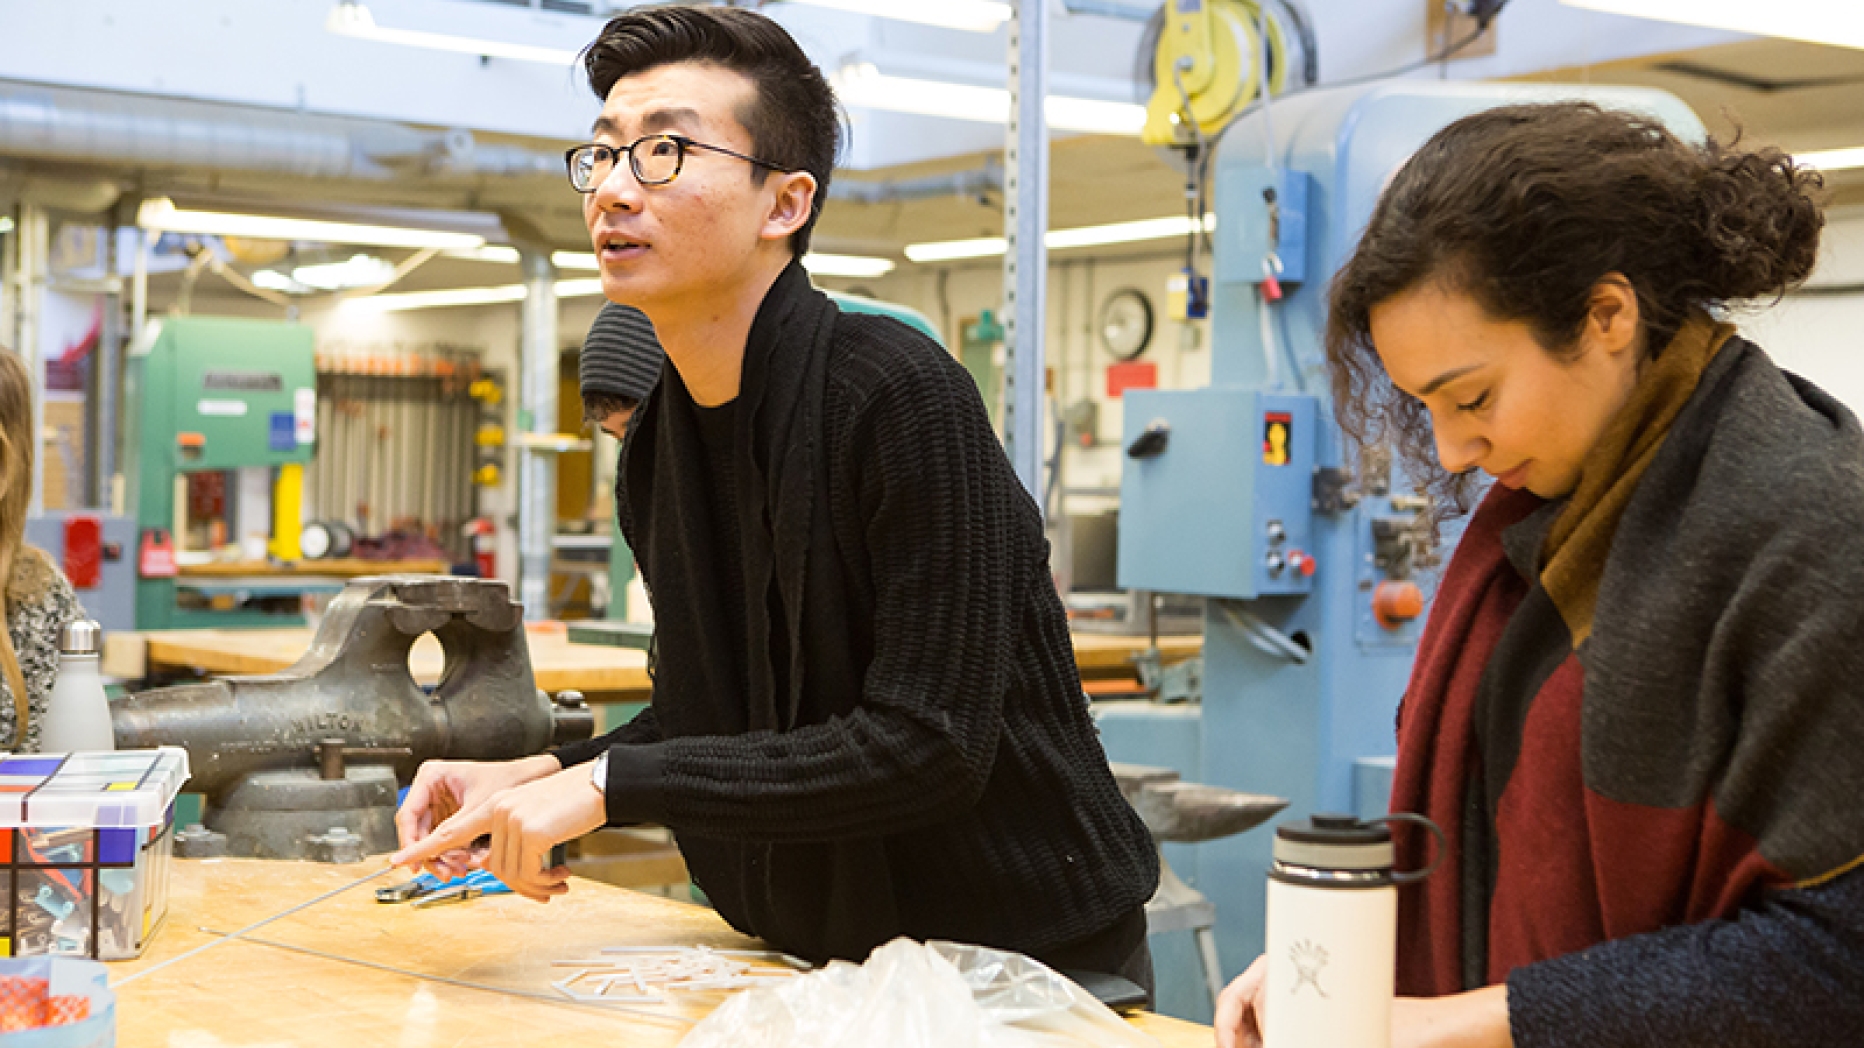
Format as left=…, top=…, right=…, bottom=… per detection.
left=869, top=204, right=1864, bottom=507
left=152, top=210, right=1864, bottom=611
left=1741, top=207, right=1864, bottom=412
left=294, top=295, right=609, bottom=593
left=856, top=254, right=1208, bottom=505
left=866, top=212, right=1864, bottom=570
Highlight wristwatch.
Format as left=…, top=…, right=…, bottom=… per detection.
left=590, top=751, right=609, bottom=796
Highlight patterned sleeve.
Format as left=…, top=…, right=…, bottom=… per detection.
left=6, top=571, right=87, bottom=753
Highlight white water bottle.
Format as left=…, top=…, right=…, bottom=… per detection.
left=41, top=620, right=115, bottom=752
left=1263, top=813, right=1441, bottom=1048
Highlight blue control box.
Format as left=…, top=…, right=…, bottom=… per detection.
left=1118, top=388, right=1318, bottom=600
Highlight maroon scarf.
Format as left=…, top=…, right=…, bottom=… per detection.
left=1390, top=334, right=1864, bottom=994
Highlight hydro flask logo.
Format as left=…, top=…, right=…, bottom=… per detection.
left=1289, top=940, right=1330, bottom=998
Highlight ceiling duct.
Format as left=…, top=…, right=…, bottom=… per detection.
left=1650, top=61, right=1864, bottom=93
left=830, top=159, right=1004, bottom=205
left=0, top=168, right=121, bottom=213
left=0, top=80, right=561, bottom=183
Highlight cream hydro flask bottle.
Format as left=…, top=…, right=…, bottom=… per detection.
left=41, top=619, right=116, bottom=752
left=1263, top=813, right=1441, bottom=1048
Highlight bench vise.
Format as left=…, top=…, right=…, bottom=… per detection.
left=113, top=576, right=595, bottom=861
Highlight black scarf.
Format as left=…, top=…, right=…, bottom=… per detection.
left=622, top=261, right=917, bottom=957
left=621, top=259, right=838, bottom=735
left=610, top=261, right=1160, bottom=961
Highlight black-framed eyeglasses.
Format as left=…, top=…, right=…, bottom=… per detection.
left=564, top=134, right=793, bottom=193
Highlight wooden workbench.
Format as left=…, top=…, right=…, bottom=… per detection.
left=1071, top=633, right=1201, bottom=681
left=111, top=859, right=1212, bottom=1047
left=107, top=627, right=1200, bottom=701
left=107, top=625, right=654, bottom=703
left=176, top=558, right=451, bottom=579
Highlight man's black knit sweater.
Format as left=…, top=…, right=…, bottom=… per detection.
left=555, top=263, right=1158, bottom=966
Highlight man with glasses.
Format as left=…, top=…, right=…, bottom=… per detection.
left=392, top=4, right=1158, bottom=996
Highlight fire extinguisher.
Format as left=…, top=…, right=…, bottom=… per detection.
left=463, top=518, right=497, bottom=579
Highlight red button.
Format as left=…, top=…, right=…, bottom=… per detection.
left=1289, top=550, right=1317, bottom=578
left=1373, top=580, right=1425, bottom=629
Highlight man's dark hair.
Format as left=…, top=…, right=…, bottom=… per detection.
left=583, top=5, right=841, bottom=257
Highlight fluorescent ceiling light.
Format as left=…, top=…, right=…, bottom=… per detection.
left=785, top=0, right=1010, bottom=33
left=1049, top=216, right=1214, bottom=251
left=443, top=246, right=599, bottom=270
left=293, top=254, right=397, bottom=291
left=252, top=270, right=303, bottom=293
left=1559, top=0, right=1864, bottom=50
left=447, top=245, right=521, bottom=264
left=905, top=237, right=1010, bottom=264
left=1797, top=146, right=1864, bottom=172
left=450, top=249, right=881, bottom=277
left=138, top=198, right=485, bottom=251
left=345, top=277, right=604, bottom=313
left=803, top=253, right=897, bottom=278
left=555, top=279, right=604, bottom=297
left=906, top=214, right=1215, bottom=263
left=832, top=64, right=1147, bottom=136
left=325, top=2, right=581, bottom=65
left=346, top=285, right=525, bottom=312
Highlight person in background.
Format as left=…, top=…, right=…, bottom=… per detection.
left=1216, top=102, right=1864, bottom=1048
left=0, top=349, right=86, bottom=752
left=579, top=300, right=664, bottom=439
left=393, top=4, right=1159, bottom=995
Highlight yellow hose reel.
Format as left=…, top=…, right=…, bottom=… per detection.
left=1142, top=0, right=1292, bottom=148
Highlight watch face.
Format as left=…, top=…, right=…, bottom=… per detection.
left=1099, top=289, right=1155, bottom=361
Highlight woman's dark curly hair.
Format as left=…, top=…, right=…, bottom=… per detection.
left=1326, top=102, right=1825, bottom=517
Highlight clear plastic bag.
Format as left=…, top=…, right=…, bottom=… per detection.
left=681, top=938, right=1158, bottom=1048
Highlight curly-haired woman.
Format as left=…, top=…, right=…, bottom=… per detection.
left=1219, top=102, right=1864, bottom=1048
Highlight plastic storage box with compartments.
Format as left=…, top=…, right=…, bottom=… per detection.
left=0, top=749, right=188, bottom=960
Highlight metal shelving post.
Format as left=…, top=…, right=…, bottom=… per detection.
left=1002, top=0, right=1050, bottom=513
left=518, top=248, right=558, bottom=622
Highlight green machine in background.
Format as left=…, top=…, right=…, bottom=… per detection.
left=127, top=317, right=318, bottom=629
left=827, top=290, right=942, bottom=344
left=958, top=310, right=1005, bottom=430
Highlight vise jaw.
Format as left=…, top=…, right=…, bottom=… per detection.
left=113, top=576, right=595, bottom=861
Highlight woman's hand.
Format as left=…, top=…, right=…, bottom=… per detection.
left=1215, top=957, right=1512, bottom=1048
left=1214, top=955, right=1268, bottom=1048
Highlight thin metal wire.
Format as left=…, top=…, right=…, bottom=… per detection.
left=113, top=866, right=393, bottom=987
left=196, top=928, right=697, bottom=1026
